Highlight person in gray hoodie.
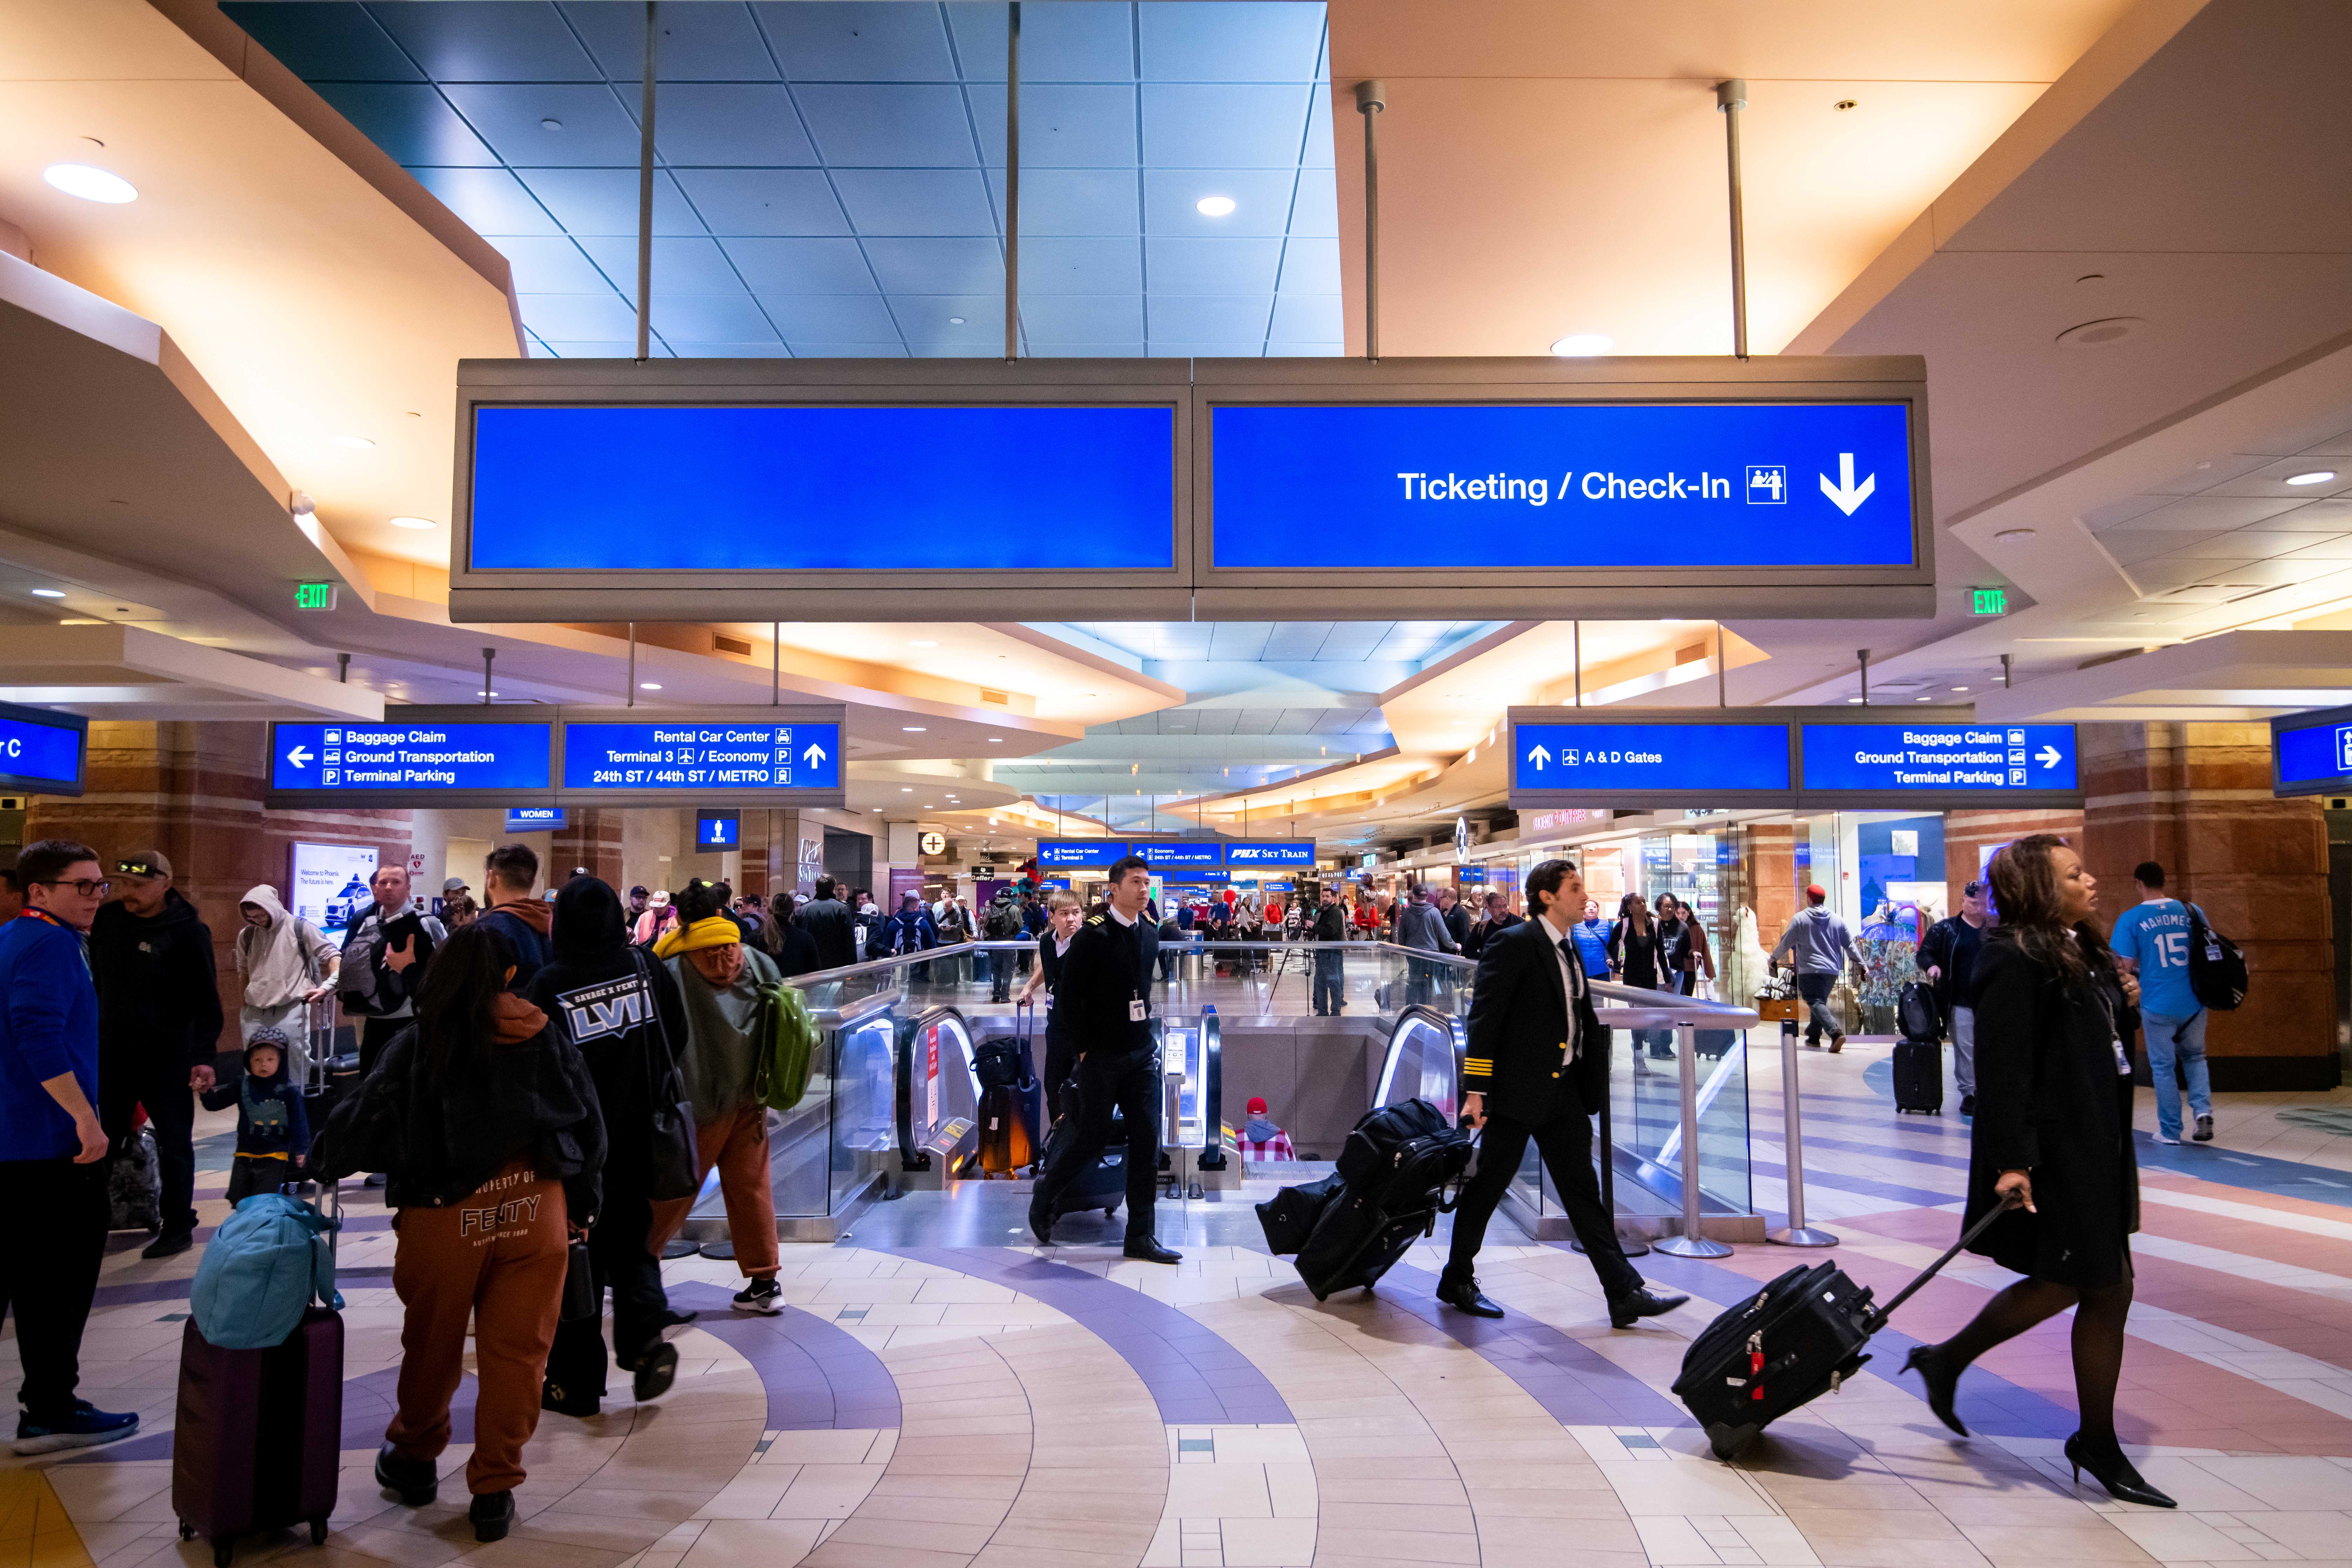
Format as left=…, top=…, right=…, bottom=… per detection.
left=1770, top=885, right=1860, bottom=1052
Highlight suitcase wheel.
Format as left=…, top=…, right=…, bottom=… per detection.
left=179, top=1525, right=195, bottom=1542
left=213, top=1540, right=234, bottom=1568
left=1103, top=1207, right=1117, bottom=1219
left=311, top=1519, right=329, bottom=1545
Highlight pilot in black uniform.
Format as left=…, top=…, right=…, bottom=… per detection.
left=1441, top=856, right=1689, bottom=1326
left=1027, top=854, right=1180, bottom=1263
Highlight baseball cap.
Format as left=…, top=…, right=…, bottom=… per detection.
left=1806, top=883, right=1827, bottom=899
left=1246, top=1096, right=1269, bottom=1115
left=115, top=850, right=172, bottom=880
left=442, top=876, right=469, bottom=894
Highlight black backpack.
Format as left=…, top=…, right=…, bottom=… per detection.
left=1335, top=1097, right=1473, bottom=1205
left=1896, top=981, right=1943, bottom=1043
left=2186, top=905, right=2248, bottom=1011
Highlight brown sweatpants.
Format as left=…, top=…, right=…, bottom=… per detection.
left=387, top=1162, right=569, bottom=1495
left=646, top=1102, right=779, bottom=1277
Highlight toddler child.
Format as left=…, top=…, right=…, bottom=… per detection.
left=200, top=1028, right=312, bottom=1203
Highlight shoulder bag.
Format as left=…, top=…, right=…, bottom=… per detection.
left=632, top=949, right=703, bottom=1203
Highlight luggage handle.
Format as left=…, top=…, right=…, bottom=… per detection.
left=1865, top=1192, right=2020, bottom=1331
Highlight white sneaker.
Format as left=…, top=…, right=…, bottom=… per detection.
left=2154, top=1133, right=2180, bottom=1145
left=2194, top=1115, right=2215, bottom=1142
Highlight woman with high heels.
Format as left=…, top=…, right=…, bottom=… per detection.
left=1902, top=833, right=2173, bottom=1508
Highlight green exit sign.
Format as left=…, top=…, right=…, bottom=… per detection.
left=294, top=581, right=337, bottom=611
left=1970, top=587, right=2008, bottom=616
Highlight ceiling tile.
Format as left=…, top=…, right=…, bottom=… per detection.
left=1143, top=169, right=1297, bottom=237
left=409, top=166, right=563, bottom=236
left=489, top=235, right=612, bottom=294
left=967, top=83, right=1139, bottom=167
left=535, top=339, right=648, bottom=358
left=444, top=82, right=644, bottom=167
left=726, top=238, right=879, bottom=292
left=1274, top=235, right=1340, bottom=293
left=2142, top=452, right=2278, bottom=495
left=1144, top=84, right=1311, bottom=168
left=560, top=2, right=779, bottom=81
left=518, top=292, right=640, bottom=340
left=2103, top=495, right=2307, bottom=531
left=575, top=235, right=744, bottom=294
left=2083, top=493, right=2172, bottom=530
left=947, top=2, right=1136, bottom=83
left=672, top=168, right=849, bottom=235
left=753, top=2, right=957, bottom=81
left=219, top=3, right=425, bottom=81
left=757, top=293, right=902, bottom=339
left=991, top=168, right=1140, bottom=236
left=1269, top=292, right=1341, bottom=342
left=889, top=295, right=1003, bottom=347
left=795, top=84, right=978, bottom=164
left=516, top=167, right=704, bottom=235
left=315, top=83, right=496, bottom=166
left=2198, top=456, right=2352, bottom=499
left=2276, top=535, right=2352, bottom=560
left=651, top=85, right=817, bottom=166
left=1021, top=235, right=1141, bottom=293
left=860, top=236, right=1004, bottom=295
left=1147, top=236, right=1283, bottom=295
left=1149, top=295, right=1271, bottom=341
left=671, top=341, right=793, bottom=358
left=2098, top=530, right=2183, bottom=566
left=1025, top=342, right=1148, bottom=358
left=1265, top=341, right=1344, bottom=358
left=1022, top=294, right=1145, bottom=344
left=368, top=1, right=601, bottom=81
left=2253, top=500, right=2352, bottom=531
left=833, top=169, right=998, bottom=235
left=1138, top=2, right=1326, bottom=83
left=652, top=295, right=778, bottom=342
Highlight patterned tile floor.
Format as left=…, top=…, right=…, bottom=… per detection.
left=6, top=1039, right=2351, bottom=1568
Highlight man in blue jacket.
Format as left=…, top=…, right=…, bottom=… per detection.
left=0, top=839, right=140, bottom=1453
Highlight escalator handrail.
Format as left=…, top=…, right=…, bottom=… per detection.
left=1376, top=1003, right=1468, bottom=1110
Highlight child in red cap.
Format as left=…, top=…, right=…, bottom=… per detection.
left=1237, top=1097, right=1294, bottom=1162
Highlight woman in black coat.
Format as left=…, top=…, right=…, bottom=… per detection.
left=1608, top=893, right=1671, bottom=1057
left=1902, top=834, right=2171, bottom=1508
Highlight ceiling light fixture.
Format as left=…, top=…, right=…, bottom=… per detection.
left=901, top=787, right=913, bottom=792
left=1196, top=195, right=1236, bottom=217
left=1549, top=332, right=1613, bottom=357
left=1846, top=696, right=1863, bottom=704
left=2286, top=470, right=2338, bottom=486
left=332, top=435, right=375, bottom=450
left=43, top=163, right=136, bottom=203
left=2055, top=316, right=2145, bottom=347
left=29, top=589, right=65, bottom=599
left=1952, top=685, right=1969, bottom=692
left=540, top=117, right=563, bottom=130
left=903, top=726, right=926, bottom=732
left=639, top=682, right=661, bottom=691
left=1993, top=528, right=2036, bottom=541
left=987, top=737, right=1002, bottom=743
left=388, top=516, right=437, bottom=530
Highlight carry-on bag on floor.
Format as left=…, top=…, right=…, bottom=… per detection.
left=1293, top=1100, right=1475, bottom=1300
left=1892, top=1039, right=1942, bottom=1115
left=109, top=1127, right=162, bottom=1232
left=1671, top=1195, right=2015, bottom=1460
left=1896, top=981, right=1944, bottom=1045
left=1256, top=1172, right=1345, bottom=1256
left=977, top=1081, right=1035, bottom=1177
left=175, top=1181, right=343, bottom=1566
left=1041, top=1078, right=1126, bottom=1222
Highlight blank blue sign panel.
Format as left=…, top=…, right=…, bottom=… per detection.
left=271, top=722, right=552, bottom=792
left=471, top=405, right=1175, bottom=571
left=0, top=705, right=85, bottom=792
left=1212, top=401, right=1913, bottom=568
left=2276, top=716, right=2352, bottom=791
left=1514, top=723, right=1791, bottom=793
left=563, top=722, right=840, bottom=791
left=1801, top=723, right=2077, bottom=792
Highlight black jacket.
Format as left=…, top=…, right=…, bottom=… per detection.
left=1608, top=918, right=1664, bottom=988
left=527, top=878, right=685, bottom=1198
left=1964, top=933, right=2138, bottom=1289
left=1462, top=916, right=1608, bottom=1124
left=1463, top=911, right=1522, bottom=960
left=89, top=892, right=222, bottom=1071
left=1312, top=903, right=1347, bottom=943
left=773, top=921, right=822, bottom=978
left=1057, top=906, right=1158, bottom=1060
left=798, top=897, right=855, bottom=970
left=317, top=1010, right=606, bottom=1222
left=339, top=902, right=445, bottom=1019
left=1917, top=915, right=1988, bottom=1011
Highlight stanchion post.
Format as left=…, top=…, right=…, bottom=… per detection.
left=1769, top=1018, right=1839, bottom=1246
left=1653, top=1022, right=1731, bottom=1257
left=1572, top=1027, right=1651, bottom=1259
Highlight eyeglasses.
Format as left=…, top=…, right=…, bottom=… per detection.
left=35, top=878, right=110, bottom=897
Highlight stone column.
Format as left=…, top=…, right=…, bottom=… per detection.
left=2079, top=721, right=2336, bottom=1089
left=1942, top=807, right=2084, bottom=890
left=551, top=807, right=625, bottom=888
left=25, top=722, right=412, bottom=1055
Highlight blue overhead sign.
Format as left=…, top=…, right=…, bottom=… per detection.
left=1514, top=722, right=1792, bottom=795
left=697, top=813, right=740, bottom=849
left=505, top=807, right=566, bottom=833
left=1225, top=840, right=1316, bottom=866
left=471, top=405, right=1175, bottom=573
left=1801, top=723, right=2078, bottom=793
left=562, top=721, right=840, bottom=792
left=0, top=702, right=85, bottom=795
left=1037, top=840, right=1130, bottom=868
left=1135, top=841, right=1224, bottom=868
left=2273, top=705, right=2352, bottom=796
left=271, top=722, right=552, bottom=793
left=1211, top=401, right=1913, bottom=570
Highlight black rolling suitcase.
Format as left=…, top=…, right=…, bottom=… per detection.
left=1891, top=981, right=1944, bottom=1114
left=1041, top=1078, right=1127, bottom=1222
left=1672, top=1197, right=2014, bottom=1459
left=1290, top=1099, right=1474, bottom=1300
left=1256, top=1172, right=1344, bottom=1255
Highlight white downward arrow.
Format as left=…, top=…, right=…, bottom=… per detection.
left=1526, top=744, right=1551, bottom=771
left=802, top=743, right=827, bottom=767
left=2037, top=745, right=2062, bottom=769
left=286, top=745, right=313, bottom=769
left=1819, top=452, right=1877, bottom=515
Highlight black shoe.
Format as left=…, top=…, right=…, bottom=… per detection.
left=2194, top=1114, right=2214, bottom=1143
left=140, top=1228, right=193, bottom=1261
left=1903, top=1345, right=1968, bottom=1436
left=469, top=1489, right=516, bottom=1542
left=2066, top=1431, right=2175, bottom=1508
left=1435, top=1272, right=1504, bottom=1318
left=731, top=1276, right=784, bottom=1314
left=1123, top=1236, right=1181, bottom=1264
left=1028, top=1201, right=1054, bottom=1247
left=1607, top=1286, right=1689, bottom=1329
left=649, top=1307, right=700, bottom=1339
left=1959, top=1095, right=1976, bottom=1117
left=375, top=1442, right=437, bottom=1506
left=632, top=1343, right=680, bottom=1402
left=540, top=1378, right=600, bottom=1418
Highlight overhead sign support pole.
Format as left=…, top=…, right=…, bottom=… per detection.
left=1716, top=79, right=1749, bottom=361
left=1354, top=80, right=1384, bottom=361
left=1004, top=1, right=1020, bottom=361
left=635, top=2, right=657, bottom=363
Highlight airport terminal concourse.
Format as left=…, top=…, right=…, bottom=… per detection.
left=2, top=4, right=2351, bottom=1567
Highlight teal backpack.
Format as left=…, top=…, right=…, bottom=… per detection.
left=190, top=1194, right=341, bottom=1349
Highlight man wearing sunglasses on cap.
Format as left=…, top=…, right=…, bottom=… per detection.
left=0, top=839, right=141, bottom=1453
left=89, top=850, right=222, bottom=1258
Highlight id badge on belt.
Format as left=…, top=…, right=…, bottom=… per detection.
left=1129, top=996, right=1147, bottom=1021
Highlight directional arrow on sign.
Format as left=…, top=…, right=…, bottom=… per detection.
left=1526, top=744, right=1551, bottom=771
left=2037, top=744, right=2062, bottom=769
left=1819, top=452, right=1877, bottom=515
left=285, top=745, right=313, bottom=769
left=802, top=742, right=828, bottom=768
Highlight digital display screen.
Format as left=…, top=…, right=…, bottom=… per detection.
left=2276, top=714, right=2352, bottom=793
left=562, top=722, right=840, bottom=791
left=1513, top=723, right=1792, bottom=793
left=0, top=703, right=85, bottom=794
left=1212, top=401, right=1912, bottom=569
left=271, top=722, right=552, bottom=792
left=472, top=405, right=1176, bottom=572
left=1800, top=723, right=2079, bottom=792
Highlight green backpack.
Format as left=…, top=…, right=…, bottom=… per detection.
left=754, top=979, right=822, bottom=1111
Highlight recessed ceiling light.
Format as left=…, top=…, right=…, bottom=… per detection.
left=388, top=516, right=437, bottom=530
left=1550, top=332, right=1614, bottom=357
left=1915, top=696, right=1931, bottom=702
left=987, top=737, right=1002, bottom=743
left=29, top=589, right=65, bottom=599
left=1196, top=195, right=1236, bottom=217
left=333, top=435, right=375, bottom=450
left=903, top=726, right=926, bottom=732
left=1952, top=685, right=1970, bottom=692
left=2055, top=316, right=2145, bottom=347
left=948, top=316, right=966, bottom=324
left=541, top=117, right=563, bottom=131
left=909, top=639, right=938, bottom=647
left=476, top=690, right=500, bottom=698
left=901, top=787, right=913, bottom=792
left=2286, top=470, right=2338, bottom=486
left=43, top=163, right=136, bottom=203
left=1846, top=696, right=1863, bottom=704
left=1993, top=528, right=2036, bottom=541
left=639, top=682, right=661, bottom=691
